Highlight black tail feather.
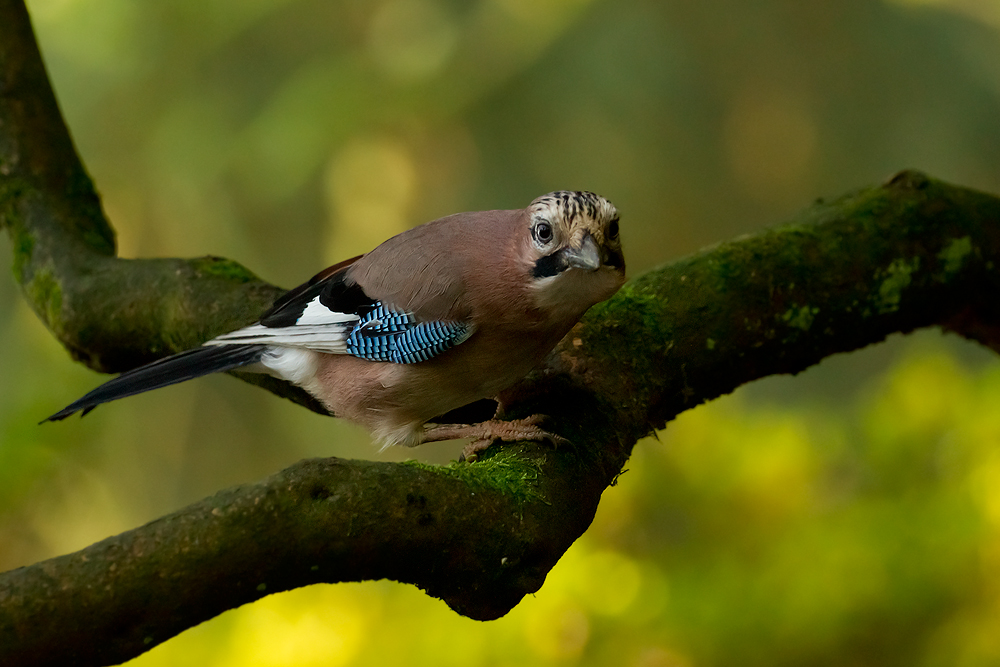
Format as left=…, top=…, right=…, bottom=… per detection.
left=44, top=344, right=267, bottom=422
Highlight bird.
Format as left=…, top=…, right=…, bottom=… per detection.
left=45, top=191, right=625, bottom=457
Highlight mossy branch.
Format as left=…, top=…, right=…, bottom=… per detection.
left=3, top=0, right=1000, bottom=665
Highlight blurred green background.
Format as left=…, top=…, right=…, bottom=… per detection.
left=3, top=0, right=1000, bottom=664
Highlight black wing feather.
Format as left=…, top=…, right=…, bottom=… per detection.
left=260, top=255, right=374, bottom=328
left=44, top=344, right=267, bottom=422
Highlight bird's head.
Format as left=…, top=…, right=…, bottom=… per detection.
left=524, top=190, right=626, bottom=317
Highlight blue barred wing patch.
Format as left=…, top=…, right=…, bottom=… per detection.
left=346, top=303, right=473, bottom=364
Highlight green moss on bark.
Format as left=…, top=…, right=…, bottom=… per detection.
left=938, top=236, right=973, bottom=277
left=26, top=266, right=61, bottom=325
left=402, top=447, right=547, bottom=504
left=9, top=221, right=33, bottom=284
left=190, top=255, right=260, bottom=283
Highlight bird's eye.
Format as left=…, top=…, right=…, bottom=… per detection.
left=533, top=221, right=554, bottom=245
left=608, top=219, right=620, bottom=240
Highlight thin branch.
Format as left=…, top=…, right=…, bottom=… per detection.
left=2, top=0, right=1000, bottom=665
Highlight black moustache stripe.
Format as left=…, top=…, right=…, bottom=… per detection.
left=532, top=252, right=567, bottom=279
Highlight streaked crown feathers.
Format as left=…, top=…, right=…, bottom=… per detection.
left=528, top=191, right=620, bottom=245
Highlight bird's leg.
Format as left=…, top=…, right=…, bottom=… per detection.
left=421, top=414, right=569, bottom=461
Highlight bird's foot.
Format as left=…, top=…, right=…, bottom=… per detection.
left=422, top=415, right=568, bottom=462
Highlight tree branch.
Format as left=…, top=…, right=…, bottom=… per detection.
left=0, top=0, right=327, bottom=413
left=2, top=0, right=1000, bottom=665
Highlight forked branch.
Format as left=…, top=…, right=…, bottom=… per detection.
left=2, top=0, right=1000, bottom=664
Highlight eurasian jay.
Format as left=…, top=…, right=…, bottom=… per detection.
left=46, top=191, right=625, bottom=454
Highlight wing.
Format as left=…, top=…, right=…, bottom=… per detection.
left=344, top=209, right=525, bottom=322
left=347, top=303, right=474, bottom=363
left=206, top=256, right=371, bottom=353
left=208, top=254, right=474, bottom=363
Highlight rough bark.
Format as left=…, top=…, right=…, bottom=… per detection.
left=2, top=0, right=1000, bottom=665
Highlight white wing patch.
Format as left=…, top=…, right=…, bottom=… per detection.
left=205, top=296, right=360, bottom=354
left=297, top=296, right=357, bottom=325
